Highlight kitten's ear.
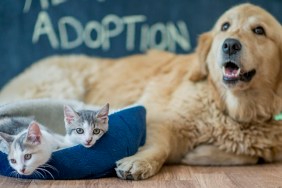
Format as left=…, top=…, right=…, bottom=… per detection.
left=26, top=121, right=42, bottom=145
left=96, top=103, right=109, bottom=123
left=64, top=105, right=79, bottom=125
left=0, top=132, right=15, bottom=154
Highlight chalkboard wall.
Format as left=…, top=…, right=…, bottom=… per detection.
left=0, top=0, right=281, bottom=88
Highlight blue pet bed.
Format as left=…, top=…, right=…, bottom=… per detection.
left=0, top=99, right=146, bottom=180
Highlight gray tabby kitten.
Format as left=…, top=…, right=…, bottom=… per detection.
left=63, top=103, right=109, bottom=148
left=0, top=116, right=65, bottom=177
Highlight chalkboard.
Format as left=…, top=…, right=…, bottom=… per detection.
left=0, top=0, right=281, bottom=88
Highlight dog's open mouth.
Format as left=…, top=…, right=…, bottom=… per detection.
left=222, top=62, right=256, bottom=84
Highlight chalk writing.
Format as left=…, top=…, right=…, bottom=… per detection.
left=32, top=11, right=59, bottom=48
left=26, top=0, right=191, bottom=52
left=24, top=0, right=68, bottom=13
left=32, top=12, right=191, bottom=52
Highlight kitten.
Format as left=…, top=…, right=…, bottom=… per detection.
left=0, top=116, right=34, bottom=154
left=0, top=119, right=65, bottom=177
left=63, top=103, right=109, bottom=148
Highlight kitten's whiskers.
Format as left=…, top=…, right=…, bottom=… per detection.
left=41, top=163, right=58, bottom=173
left=37, top=167, right=55, bottom=180
left=9, top=170, right=17, bottom=178
left=34, top=169, right=45, bottom=179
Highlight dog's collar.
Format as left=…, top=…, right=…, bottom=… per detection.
left=274, top=113, right=282, bottom=121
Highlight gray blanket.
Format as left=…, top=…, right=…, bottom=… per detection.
left=0, top=99, right=100, bottom=134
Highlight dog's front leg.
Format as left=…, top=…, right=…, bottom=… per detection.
left=115, top=122, right=172, bottom=180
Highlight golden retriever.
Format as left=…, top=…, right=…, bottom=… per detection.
left=1, top=3, right=282, bottom=180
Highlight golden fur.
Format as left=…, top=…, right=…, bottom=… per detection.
left=1, top=3, right=282, bottom=180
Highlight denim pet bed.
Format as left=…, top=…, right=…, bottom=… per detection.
left=0, top=99, right=146, bottom=180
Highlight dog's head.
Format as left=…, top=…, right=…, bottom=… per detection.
left=192, top=3, right=282, bottom=122
left=209, top=3, right=282, bottom=91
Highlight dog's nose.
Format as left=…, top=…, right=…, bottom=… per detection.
left=222, top=38, right=241, bottom=55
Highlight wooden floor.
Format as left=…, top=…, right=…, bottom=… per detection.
left=1, top=163, right=282, bottom=188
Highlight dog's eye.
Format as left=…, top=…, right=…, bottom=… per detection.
left=221, top=22, right=230, bottom=31
left=253, top=26, right=265, bottom=35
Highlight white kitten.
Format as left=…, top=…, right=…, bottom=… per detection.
left=0, top=121, right=65, bottom=176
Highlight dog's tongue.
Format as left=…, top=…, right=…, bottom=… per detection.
left=223, top=67, right=240, bottom=78
left=226, top=67, right=238, bottom=75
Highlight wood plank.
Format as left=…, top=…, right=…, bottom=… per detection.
left=189, top=167, right=237, bottom=188
left=1, top=164, right=282, bottom=187
left=225, top=164, right=282, bottom=188
left=149, top=165, right=193, bottom=180
left=0, top=176, right=31, bottom=188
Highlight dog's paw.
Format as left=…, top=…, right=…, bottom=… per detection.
left=115, top=157, right=155, bottom=180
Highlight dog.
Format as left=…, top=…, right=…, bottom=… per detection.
left=1, top=3, right=282, bottom=180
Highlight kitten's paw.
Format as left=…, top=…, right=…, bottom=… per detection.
left=115, top=157, right=155, bottom=180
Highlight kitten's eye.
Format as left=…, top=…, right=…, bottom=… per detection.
left=10, top=159, right=16, bottom=164
left=24, top=154, right=32, bottom=160
left=253, top=26, right=265, bottom=35
left=93, top=129, right=101, bottom=135
left=76, top=128, right=84, bottom=134
left=221, top=22, right=230, bottom=31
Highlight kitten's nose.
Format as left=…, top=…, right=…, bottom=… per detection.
left=86, top=139, right=92, bottom=144
left=21, top=168, right=26, bottom=173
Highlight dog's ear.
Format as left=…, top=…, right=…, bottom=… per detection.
left=276, top=33, right=282, bottom=98
left=188, top=32, right=213, bottom=82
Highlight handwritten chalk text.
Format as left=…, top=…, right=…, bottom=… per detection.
left=32, top=11, right=191, bottom=52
